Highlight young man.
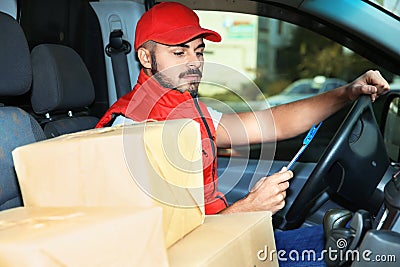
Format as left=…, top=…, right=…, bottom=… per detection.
left=96, top=3, right=389, bottom=264
left=97, top=1, right=389, bottom=215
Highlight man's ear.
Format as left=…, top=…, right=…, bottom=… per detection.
left=137, top=47, right=152, bottom=69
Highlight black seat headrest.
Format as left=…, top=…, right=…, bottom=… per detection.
left=30, top=44, right=95, bottom=114
left=0, top=12, right=32, bottom=96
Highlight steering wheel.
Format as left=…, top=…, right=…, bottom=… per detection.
left=283, top=95, right=390, bottom=229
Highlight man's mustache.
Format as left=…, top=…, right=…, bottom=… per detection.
left=179, top=69, right=203, bottom=79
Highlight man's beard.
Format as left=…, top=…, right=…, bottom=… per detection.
left=150, top=53, right=202, bottom=94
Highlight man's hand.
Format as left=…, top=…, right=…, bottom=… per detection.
left=219, top=167, right=293, bottom=214
left=346, top=70, right=390, bottom=102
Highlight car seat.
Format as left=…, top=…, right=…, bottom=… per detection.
left=0, top=11, right=46, bottom=210
left=30, top=44, right=99, bottom=138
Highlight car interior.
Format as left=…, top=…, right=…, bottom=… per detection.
left=1, top=0, right=400, bottom=265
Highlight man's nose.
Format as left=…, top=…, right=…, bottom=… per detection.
left=187, top=53, right=202, bottom=69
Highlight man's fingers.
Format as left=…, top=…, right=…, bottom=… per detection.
left=355, top=84, right=375, bottom=94
left=365, top=70, right=390, bottom=94
left=249, top=177, right=267, bottom=193
left=273, top=169, right=294, bottom=183
left=279, top=166, right=287, bottom=173
left=250, top=169, right=293, bottom=193
left=366, top=85, right=380, bottom=99
left=370, top=70, right=390, bottom=89
left=279, top=181, right=290, bottom=192
left=353, top=70, right=390, bottom=102
left=356, top=84, right=383, bottom=102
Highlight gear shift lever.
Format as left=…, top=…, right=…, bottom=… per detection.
left=323, top=209, right=352, bottom=240
left=323, top=209, right=372, bottom=266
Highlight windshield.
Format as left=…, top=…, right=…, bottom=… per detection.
left=369, top=0, right=400, bottom=17
left=195, top=3, right=397, bottom=111
left=282, top=80, right=315, bottom=95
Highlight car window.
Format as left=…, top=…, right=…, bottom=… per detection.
left=195, top=10, right=393, bottom=110
left=287, top=83, right=314, bottom=94
left=371, top=0, right=400, bottom=17
left=323, top=82, right=341, bottom=92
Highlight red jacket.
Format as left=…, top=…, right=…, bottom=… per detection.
left=96, top=70, right=228, bottom=214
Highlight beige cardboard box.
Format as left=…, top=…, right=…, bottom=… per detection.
left=168, top=211, right=278, bottom=267
left=0, top=207, right=168, bottom=267
left=12, top=119, right=205, bottom=248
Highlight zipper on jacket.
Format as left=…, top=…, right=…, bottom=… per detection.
left=191, top=93, right=217, bottom=192
left=191, top=92, right=228, bottom=209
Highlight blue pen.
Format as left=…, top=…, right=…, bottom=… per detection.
left=286, top=122, right=323, bottom=170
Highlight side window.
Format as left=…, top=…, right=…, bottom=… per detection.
left=323, top=83, right=341, bottom=92
left=196, top=10, right=391, bottom=111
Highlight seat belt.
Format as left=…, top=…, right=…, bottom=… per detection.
left=145, top=0, right=156, bottom=11
left=105, top=29, right=132, bottom=99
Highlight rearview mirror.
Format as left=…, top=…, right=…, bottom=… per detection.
left=384, top=97, right=400, bottom=162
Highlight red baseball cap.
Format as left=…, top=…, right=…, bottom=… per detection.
left=134, top=2, right=222, bottom=50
